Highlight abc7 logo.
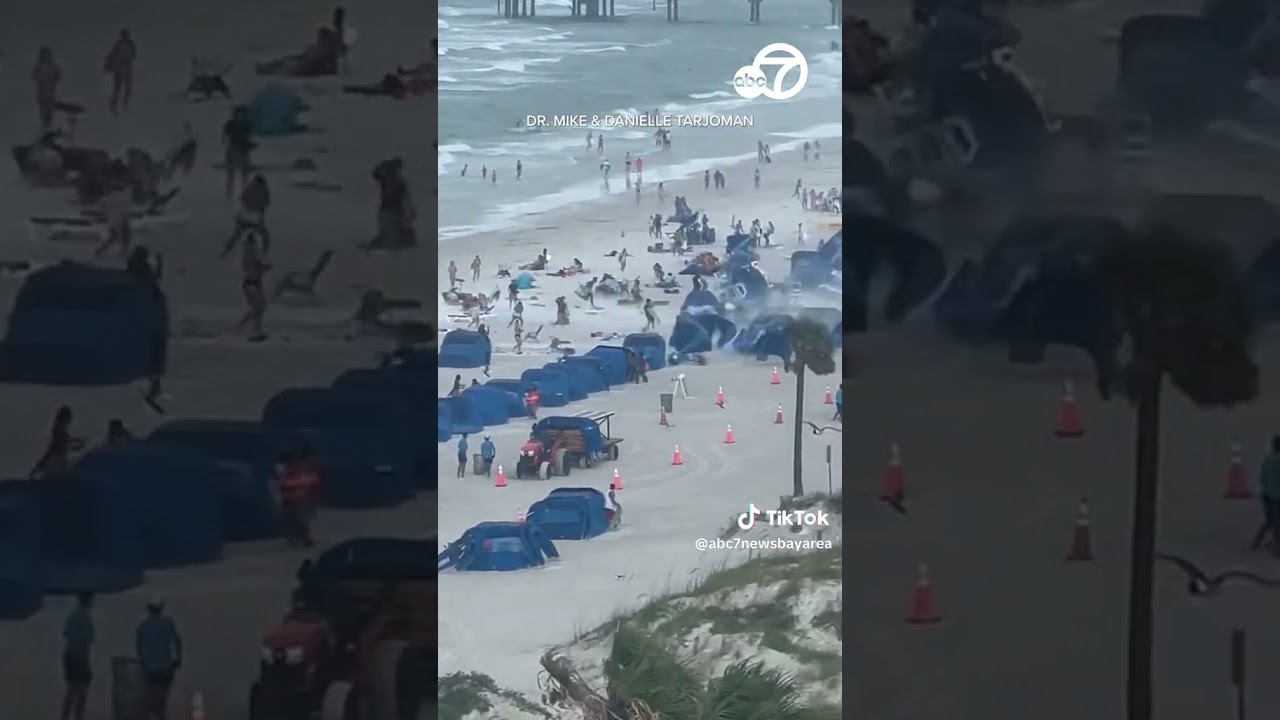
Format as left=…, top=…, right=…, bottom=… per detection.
left=732, top=43, right=808, bottom=101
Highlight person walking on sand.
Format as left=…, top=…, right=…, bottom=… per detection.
left=704, top=169, right=710, bottom=190
left=793, top=179, right=802, bottom=197
left=33, top=47, right=61, bottom=131
left=104, top=29, right=137, bottom=116
left=516, top=160, right=523, bottom=180
left=618, top=247, right=629, bottom=273
left=754, top=168, right=761, bottom=189
left=513, top=319, right=524, bottom=354
left=796, top=222, right=805, bottom=246
left=597, top=134, right=604, bottom=153
left=480, top=436, right=496, bottom=477
left=508, top=299, right=523, bottom=327
left=135, top=599, right=182, bottom=720
left=94, top=169, right=133, bottom=258
left=447, top=260, right=459, bottom=288
left=586, top=131, right=593, bottom=151
left=635, top=156, right=643, bottom=175
left=642, top=298, right=658, bottom=331
left=235, top=232, right=270, bottom=342
left=657, top=182, right=665, bottom=204
left=470, top=254, right=482, bottom=282
left=481, top=164, right=487, bottom=179
left=60, top=592, right=95, bottom=720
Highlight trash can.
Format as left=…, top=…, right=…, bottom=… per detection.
left=472, top=453, right=484, bottom=475
left=659, top=393, right=674, bottom=414
left=111, top=656, right=147, bottom=720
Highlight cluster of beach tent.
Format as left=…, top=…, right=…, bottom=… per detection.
left=0, top=265, right=435, bottom=620
left=438, top=487, right=614, bottom=572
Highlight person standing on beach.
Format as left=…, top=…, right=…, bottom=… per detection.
left=796, top=222, right=805, bottom=246
left=597, top=134, right=604, bottom=153
left=753, top=168, right=761, bottom=190
left=236, top=232, right=269, bottom=341
left=635, top=183, right=641, bottom=204
left=704, top=170, right=710, bottom=190
left=222, top=105, right=254, bottom=197
left=509, top=299, right=523, bottom=327
left=32, top=48, right=62, bottom=131
left=803, top=141, right=810, bottom=162
left=491, top=171, right=497, bottom=184
left=586, top=131, right=593, bottom=150
left=618, top=248, right=630, bottom=273
left=794, top=179, right=802, bottom=198
left=481, top=164, right=487, bottom=179
left=635, top=156, right=643, bottom=175
left=448, top=260, right=459, bottom=288
left=757, top=140, right=764, bottom=162
left=642, top=298, right=658, bottom=332
left=104, top=29, right=137, bottom=116
left=625, top=152, right=632, bottom=175
left=61, top=592, right=94, bottom=720
left=657, top=182, right=665, bottom=204
left=471, top=255, right=482, bottom=282
left=516, top=160, right=523, bottom=180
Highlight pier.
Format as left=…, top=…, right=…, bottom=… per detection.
left=498, top=0, right=827, bottom=23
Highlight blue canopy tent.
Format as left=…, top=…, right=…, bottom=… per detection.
left=73, top=443, right=225, bottom=570
left=333, top=369, right=439, bottom=490
left=262, top=388, right=416, bottom=507
left=438, top=521, right=560, bottom=572
left=731, top=314, right=794, bottom=363
left=623, top=333, right=667, bottom=370
left=555, top=357, right=609, bottom=392
left=145, top=420, right=282, bottom=542
left=515, top=272, right=537, bottom=290
left=537, top=364, right=589, bottom=401
left=437, top=402, right=452, bottom=442
left=0, top=262, right=168, bottom=385
left=519, top=369, right=569, bottom=407
left=844, top=214, right=947, bottom=327
left=248, top=83, right=308, bottom=136
left=582, top=346, right=629, bottom=385
left=0, top=486, right=43, bottom=618
left=526, top=488, right=610, bottom=540
left=34, top=477, right=144, bottom=595
left=461, top=386, right=511, bottom=426
left=438, top=329, right=492, bottom=369
left=439, top=395, right=484, bottom=435
left=681, top=289, right=723, bottom=315
left=485, top=379, right=536, bottom=418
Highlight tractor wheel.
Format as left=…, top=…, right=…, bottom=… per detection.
left=609, top=445, right=620, bottom=461
left=553, top=448, right=570, bottom=476
left=539, top=461, right=552, bottom=480
left=320, top=682, right=364, bottom=720
left=370, top=640, right=410, bottom=720
left=578, top=454, right=589, bottom=469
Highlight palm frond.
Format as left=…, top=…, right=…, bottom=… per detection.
left=785, top=318, right=837, bottom=375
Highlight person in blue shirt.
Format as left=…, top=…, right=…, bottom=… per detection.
left=456, top=434, right=469, bottom=478
left=833, top=383, right=843, bottom=422
left=479, top=436, right=496, bottom=477
left=61, top=592, right=95, bottom=720
left=1255, top=436, right=1280, bottom=555
left=135, top=599, right=183, bottom=720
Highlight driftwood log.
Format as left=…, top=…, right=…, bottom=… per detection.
left=539, top=651, right=613, bottom=719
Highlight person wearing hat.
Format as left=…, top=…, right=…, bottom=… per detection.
left=479, top=436, right=496, bottom=477
left=135, top=599, right=183, bottom=720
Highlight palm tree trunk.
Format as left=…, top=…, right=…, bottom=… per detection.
left=1125, top=372, right=1162, bottom=720
left=792, top=363, right=806, bottom=496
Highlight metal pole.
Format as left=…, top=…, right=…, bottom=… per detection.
left=1231, top=629, right=1246, bottom=720
left=826, top=445, right=832, bottom=494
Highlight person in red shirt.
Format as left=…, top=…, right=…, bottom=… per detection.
left=524, top=388, right=540, bottom=419
left=276, top=439, right=321, bottom=547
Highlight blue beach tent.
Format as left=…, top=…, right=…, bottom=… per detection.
left=556, top=357, right=609, bottom=392
left=461, top=386, right=511, bottom=426
left=248, top=83, right=308, bottom=136
left=438, top=521, right=559, bottom=572
left=438, top=329, right=492, bottom=369
left=526, top=487, right=610, bottom=540
left=519, top=370, right=570, bottom=407
left=538, top=364, right=589, bottom=401
left=622, top=333, right=667, bottom=370
left=0, top=486, right=43, bottom=618
left=582, top=346, right=629, bottom=385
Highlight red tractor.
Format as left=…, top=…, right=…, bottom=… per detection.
left=514, top=436, right=570, bottom=479
left=249, top=538, right=434, bottom=720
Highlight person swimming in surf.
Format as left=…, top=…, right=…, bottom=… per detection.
left=222, top=105, right=254, bottom=197
left=235, top=232, right=270, bottom=341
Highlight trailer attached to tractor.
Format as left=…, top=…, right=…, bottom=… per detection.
left=515, top=410, right=621, bottom=479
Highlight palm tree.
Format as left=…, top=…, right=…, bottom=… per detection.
left=784, top=318, right=838, bottom=497
left=603, top=624, right=841, bottom=719
left=1098, top=225, right=1259, bottom=720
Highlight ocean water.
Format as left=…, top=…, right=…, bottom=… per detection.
left=438, top=0, right=842, bottom=239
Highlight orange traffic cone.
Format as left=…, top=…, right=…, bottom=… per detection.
left=724, top=425, right=736, bottom=444
left=190, top=692, right=206, bottom=720
left=671, top=444, right=684, bottom=466
left=494, top=465, right=507, bottom=488
left=611, top=468, right=624, bottom=490
left=770, top=367, right=781, bottom=385
left=881, top=443, right=905, bottom=503
left=659, top=407, right=669, bottom=427
left=516, top=507, right=526, bottom=524
left=715, top=386, right=725, bottom=407
left=1054, top=381, right=1085, bottom=438
left=774, top=404, right=784, bottom=424
left=1224, top=440, right=1251, bottom=499
left=823, top=386, right=834, bottom=405
left=906, top=565, right=941, bottom=625
left=1065, top=498, right=1093, bottom=562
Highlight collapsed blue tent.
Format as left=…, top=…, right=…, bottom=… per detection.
left=439, top=395, right=484, bottom=435
left=527, top=488, right=610, bottom=540
left=669, top=313, right=737, bottom=353
left=623, top=333, right=667, bottom=370
left=438, top=521, right=559, bottom=572
left=731, top=314, right=794, bottom=362
left=262, top=388, right=415, bottom=508
left=333, top=369, right=437, bottom=487
left=681, top=289, right=723, bottom=315
left=538, top=364, right=589, bottom=401
left=0, top=262, right=168, bottom=385
left=145, top=420, right=282, bottom=542
left=515, top=272, right=537, bottom=290
left=299, top=537, right=432, bottom=614
left=0, top=486, right=43, bottom=619
left=519, top=369, right=569, bottom=407
left=248, top=83, right=308, bottom=136
left=582, top=346, right=629, bottom=385
left=726, top=262, right=773, bottom=309
left=438, top=330, right=492, bottom=369
left=844, top=215, right=947, bottom=329
left=933, top=214, right=1128, bottom=341
left=74, top=444, right=224, bottom=570
left=556, top=357, right=609, bottom=392
left=437, top=402, right=452, bottom=442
